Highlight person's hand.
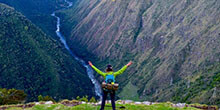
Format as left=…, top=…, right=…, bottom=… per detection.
left=126, top=61, right=132, bottom=66
left=88, top=61, right=93, bottom=66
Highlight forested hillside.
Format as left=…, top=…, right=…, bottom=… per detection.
left=58, top=0, right=220, bottom=106
left=0, top=3, right=94, bottom=101
left=0, top=0, right=74, bottom=37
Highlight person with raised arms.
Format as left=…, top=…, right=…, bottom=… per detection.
left=88, top=61, right=132, bottom=110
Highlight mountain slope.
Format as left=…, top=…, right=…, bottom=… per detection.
left=0, top=0, right=72, bottom=37
left=59, top=0, right=220, bottom=105
left=0, top=3, right=94, bottom=101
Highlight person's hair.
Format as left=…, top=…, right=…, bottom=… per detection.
left=106, top=64, right=113, bottom=72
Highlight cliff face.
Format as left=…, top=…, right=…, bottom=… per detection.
left=61, top=0, right=220, bottom=105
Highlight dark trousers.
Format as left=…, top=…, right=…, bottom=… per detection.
left=100, top=90, right=115, bottom=110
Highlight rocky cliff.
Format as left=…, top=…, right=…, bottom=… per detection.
left=59, top=0, right=220, bottom=105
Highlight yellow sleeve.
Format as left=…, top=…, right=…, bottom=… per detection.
left=91, top=65, right=105, bottom=77
left=114, top=65, right=127, bottom=77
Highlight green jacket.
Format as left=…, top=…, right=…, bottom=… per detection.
left=91, top=65, right=127, bottom=79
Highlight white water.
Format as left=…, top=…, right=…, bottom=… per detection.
left=51, top=0, right=102, bottom=99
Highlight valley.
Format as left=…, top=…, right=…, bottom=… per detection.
left=0, top=1, right=95, bottom=102
left=0, top=0, right=219, bottom=107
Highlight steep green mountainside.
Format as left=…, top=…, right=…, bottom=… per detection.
left=0, top=0, right=74, bottom=37
left=59, top=0, right=220, bottom=105
left=0, top=3, right=94, bottom=102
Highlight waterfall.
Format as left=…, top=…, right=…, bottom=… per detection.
left=170, top=77, right=173, bottom=86
left=187, top=79, right=190, bottom=88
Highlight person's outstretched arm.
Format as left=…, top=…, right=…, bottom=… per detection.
left=114, top=61, right=132, bottom=77
left=88, top=61, right=105, bottom=76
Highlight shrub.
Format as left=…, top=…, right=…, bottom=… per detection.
left=89, top=97, right=96, bottom=103
left=0, top=88, right=27, bottom=105
left=76, top=96, right=80, bottom=101
left=80, top=96, right=88, bottom=102
left=38, top=95, right=43, bottom=101
left=37, top=95, right=55, bottom=102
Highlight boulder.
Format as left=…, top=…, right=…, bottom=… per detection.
left=35, top=102, right=40, bottom=105
left=134, top=102, right=142, bottom=105
left=123, top=100, right=133, bottom=104
left=45, top=101, right=53, bottom=104
left=172, top=103, right=186, bottom=108
left=142, top=101, right=151, bottom=105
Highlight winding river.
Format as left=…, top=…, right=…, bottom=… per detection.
left=51, top=0, right=102, bottom=99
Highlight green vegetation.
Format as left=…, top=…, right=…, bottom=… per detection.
left=89, top=97, right=96, bottom=103
left=31, top=103, right=199, bottom=110
left=2, top=102, right=200, bottom=110
left=75, top=96, right=97, bottom=103
left=78, top=96, right=88, bottom=102
left=1, top=99, right=217, bottom=110
left=0, top=0, right=70, bottom=37
left=0, top=88, right=27, bottom=105
left=0, top=3, right=94, bottom=102
left=172, top=63, right=220, bottom=105
left=0, top=0, right=219, bottom=108
left=212, top=72, right=220, bottom=87
left=38, top=95, right=55, bottom=102
left=118, top=81, right=139, bottom=101
left=58, top=0, right=220, bottom=107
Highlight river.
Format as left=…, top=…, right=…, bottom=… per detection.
left=51, top=0, right=102, bottom=99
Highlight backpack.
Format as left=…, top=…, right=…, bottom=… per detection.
left=105, top=75, right=115, bottom=84
left=102, top=74, right=119, bottom=91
